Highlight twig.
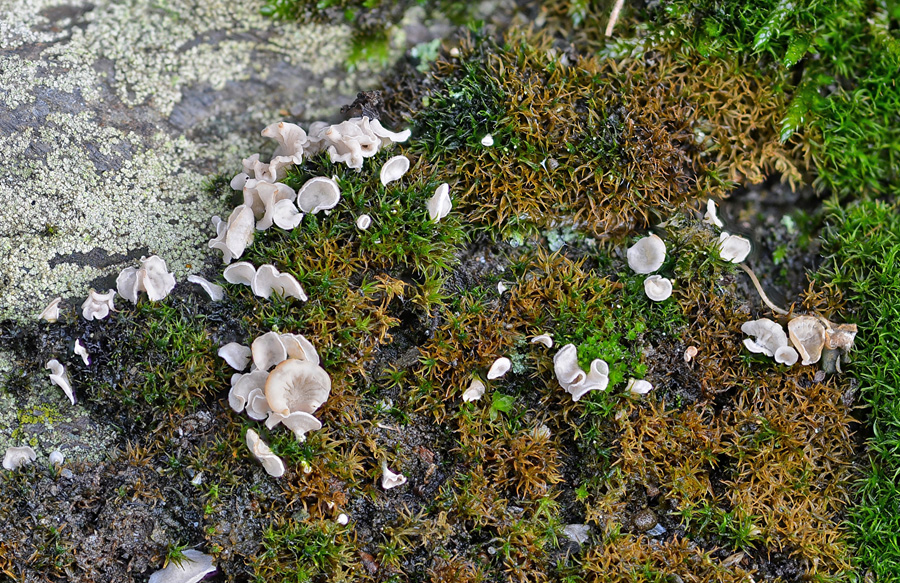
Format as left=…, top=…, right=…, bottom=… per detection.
left=605, top=0, right=626, bottom=37
left=737, top=263, right=789, bottom=315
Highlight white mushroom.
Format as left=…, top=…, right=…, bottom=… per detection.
left=218, top=342, right=251, bottom=371
left=787, top=316, right=826, bottom=365
left=380, top=460, right=407, bottom=490
left=208, top=205, right=255, bottom=264
left=553, top=344, right=610, bottom=401
left=272, top=199, right=304, bottom=230
left=245, top=388, right=272, bottom=421
left=481, top=134, right=494, bottom=146
left=775, top=345, right=799, bottom=366
left=626, top=378, right=653, bottom=395
left=530, top=334, right=553, bottom=348
left=356, top=214, right=372, bottom=230
left=380, top=155, right=410, bottom=186
left=718, top=232, right=752, bottom=263
left=116, top=256, right=176, bottom=303
left=251, top=331, right=288, bottom=371
left=264, top=359, right=331, bottom=417
left=2, top=446, right=36, bottom=471
left=251, top=265, right=308, bottom=301
left=186, top=275, right=224, bottom=301
left=49, top=450, right=65, bottom=466
left=741, top=318, right=788, bottom=358
left=683, top=346, right=699, bottom=363
left=627, top=234, right=666, bottom=274
left=81, top=289, right=116, bottom=320
left=228, top=370, right=269, bottom=413
left=427, top=183, right=452, bottom=222
left=279, top=333, right=320, bottom=366
left=643, top=275, right=673, bottom=302
left=148, top=550, right=216, bottom=583
left=337, top=513, right=350, bottom=525
left=704, top=199, right=724, bottom=228
left=39, top=297, right=62, bottom=322
left=314, top=118, right=381, bottom=169
left=74, top=339, right=90, bottom=366
left=487, top=357, right=511, bottom=380
left=245, top=429, right=285, bottom=478
left=369, top=118, right=411, bottom=147
left=223, top=262, right=256, bottom=286
left=265, top=410, right=322, bottom=441
left=297, top=177, right=341, bottom=214
left=261, top=121, right=307, bottom=177
left=248, top=181, right=297, bottom=231
left=462, top=378, right=485, bottom=402
left=46, top=359, right=75, bottom=405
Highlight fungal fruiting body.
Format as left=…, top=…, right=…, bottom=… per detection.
left=74, top=339, right=90, bottom=366
left=380, top=155, right=410, bottom=186
left=148, top=549, right=216, bottom=583
left=296, top=177, right=341, bottom=214
left=46, top=359, right=75, bottom=405
left=787, top=315, right=826, bottom=366
left=487, top=357, right=512, bottom=380
left=704, top=199, right=724, bottom=228
left=209, top=205, right=255, bottom=264
left=481, top=134, right=494, bottom=146
left=116, top=255, right=176, bottom=303
left=626, top=378, right=653, bottom=395
left=81, top=289, right=116, bottom=320
left=39, top=297, right=62, bottom=322
left=553, top=344, right=610, bottom=401
left=49, top=450, right=64, bottom=465
left=462, top=378, right=486, bottom=402
left=186, top=275, right=224, bottom=301
left=427, top=183, right=452, bottom=222
left=718, top=232, right=752, bottom=263
left=626, top=234, right=666, bottom=274
left=356, top=214, right=372, bottom=230
left=381, top=460, right=407, bottom=489
left=531, top=334, right=553, bottom=348
left=250, top=265, right=307, bottom=301
left=264, top=358, right=331, bottom=417
left=218, top=342, right=251, bottom=371
left=2, top=446, right=36, bottom=471
left=223, top=261, right=256, bottom=286
left=643, top=275, right=673, bottom=301
left=245, top=429, right=285, bottom=478
left=741, top=318, right=789, bottom=358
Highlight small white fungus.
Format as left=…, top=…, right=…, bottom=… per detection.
left=46, top=359, right=75, bottom=405
left=148, top=549, right=216, bottom=583
left=481, top=134, right=494, bottom=146
left=487, top=357, right=512, bottom=380
left=39, top=297, right=62, bottom=323
left=427, top=183, right=452, bottom=222
left=74, top=339, right=90, bottom=366
left=462, top=378, right=485, bottom=402
left=356, top=214, right=372, bottom=230
left=3, top=446, right=36, bottom=471
left=381, top=460, right=407, bottom=490
left=187, top=275, right=224, bottom=301
left=718, top=232, right=752, bottom=263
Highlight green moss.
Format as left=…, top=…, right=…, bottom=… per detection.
left=252, top=519, right=357, bottom=582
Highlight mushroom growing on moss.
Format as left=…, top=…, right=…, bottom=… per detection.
left=462, top=378, right=486, bottom=402
left=81, top=289, right=116, bottom=320
left=148, top=550, right=216, bottom=583
left=380, top=460, right=407, bottom=490
left=251, top=265, right=307, bottom=301
left=427, top=183, right=452, bottom=222
left=787, top=316, right=826, bottom=365
left=2, top=446, right=37, bottom=471
left=209, top=205, right=255, bottom=264
left=186, top=275, right=224, bottom=301
left=487, top=357, right=511, bottom=380
left=627, top=234, right=666, bottom=274
left=296, top=177, right=341, bottom=214
left=643, top=275, right=673, bottom=302
left=116, top=256, right=176, bottom=303
left=553, top=344, right=610, bottom=401
left=219, top=342, right=251, bottom=371
left=245, top=429, right=285, bottom=478
left=718, top=232, right=752, bottom=263
left=380, top=155, right=410, bottom=186
left=264, top=359, right=331, bottom=417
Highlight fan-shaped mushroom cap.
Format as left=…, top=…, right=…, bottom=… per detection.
left=369, top=118, right=411, bottom=147
left=531, top=334, right=553, bottom=348
left=228, top=370, right=269, bottom=413
left=81, top=289, right=116, bottom=320
left=39, top=297, right=62, bottom=322
left=148, top=549, right=216, bottom=583
left=251, top=265, right=308, bottom=301
left=252, top=332, right=288, bottom=371
left=462, top=378, right=485, bottom=402
left=787, top=316, right=826, bottom=365
left=2, top=446, right=36, bottom=471
left=627, top=234, right=666, bottom=274
left=264, top=359, right=331, bottom=417
left=209, top=205, right=255, bottom=264
left=319, top=118, right=381, bottom=169
left=741, top=318, right=788, bottom=358
left=643, top=275, right=673, bottom=301
left=380, top=155, right=410, bottom=186
left=46, top=359, right=75, bottom=405
left=74, top=339, right=90, bottom=366
left=49, top=450, right=65, bottom=466
left=245, top=388, right=271, bottom=421
left=704, top=199, right=724, bottom=228
left=822, top=319, right=858, bottom=353
left=187, top=275, right=224, bottom=301
left=380, top=460, right=407, bottom=490
left=237, top=152, right=283, bottom=184
left=553, top=344, right=610, bottom=402
left=297, top=177, right=341, bottom=214
left=487, top=357, right=511, bottom=380
left=356, top=214, right=372, bottom=230
left=684, top=346, right=699, bottom=362
left=775, top=345, right=799, bottom=366
left=262, top=121, right=307, bottom=175
left=265, top=410, right=322, bottom=441
left=223, top=261, right=256, bottom=286
left=219, top=342, right=251, bottom=371
left=272, top=199, right=303, bottom=230
left=626, top=378, right=653, bottom=395
left=279, top=333, right=320, bottom=366
left=718, top=232, right=752, bottom=263
left=245, top=429, right=285, bottom=478
left=248, top=182, right=297, bottom=231
left=427, top=183, right=452, bottom=221
left=116, top=256, right=175, bottom=303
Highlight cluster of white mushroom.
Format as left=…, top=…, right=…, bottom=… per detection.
left=627, top=234, right=673, bottom=302
left=742, top=315, right=857, bottom=371
left=219, top=332, right=330, bottom=478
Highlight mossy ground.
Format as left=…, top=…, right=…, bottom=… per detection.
left=1, top=1, right=897, bottom=581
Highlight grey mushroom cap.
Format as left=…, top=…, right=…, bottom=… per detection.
left=487, top=357, right=511, bottom=380
left=264, top=359, right=331, bottom=417
left=297, top=177, right=341, bottom=214
left=627, top=234, right=666, bottom=274
left=209, top=205, right=255, bottom=264
left=139, top=255, right=177, bottom=302
left=228, top=370, right=269, bottom=413
left=249, top=181, right=297, bottom=231
left=46, top=359, right=75, bottom=405
left=148, top=550, right=216, bottom=583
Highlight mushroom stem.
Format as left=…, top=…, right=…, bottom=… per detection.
left=605, top=0, right=626, bottom=37
left=737, top=264, right=789, bottom=316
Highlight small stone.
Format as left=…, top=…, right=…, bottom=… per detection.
left=632, top=508, right=657, bottom=532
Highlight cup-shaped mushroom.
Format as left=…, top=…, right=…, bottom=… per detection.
left=265, top=410, right=322, bottom=442
left=265, top=359, right=332, bottom=416
left=741, top=318, right=788, bottom=358
left=381, top=460, right=407, bottom=490
left=427, top=183, right=452, bottom=222
left=221, top=205, right=256, bottom=263
left=223, top=262, right=257, bottom=286
left=487, top=357, right=511, bottom=380
left=148, top=549, right=216, bottom=583
left=775, top=345, right=799, bottom=366
left=187, top=275, right=224, bottom=301
left=272, top=199, right=303, bottom=230
left=46, top=359, right=75, bottom=405
left=251, top=331, right=288, bottom=371
left=462, top=378, right=485, bottom=402
left=297, top=177, right=341, bottom=214
left=530, top=334, right=553, bottom=348
left=627, top=234, right=666, bottom=274
left=228, top=370, right=269, bottom=413
left=219, top=342, right=251, bottom=371
left=626, top=378, right=653, bottom=395
left=138, top=256, right=176, bottom=302
left=369, top=118, right=411, bottom=146
left=245, top=388, right=272, bottom=421
left=2, top=446, right=36, bottom=470
left=787, top=316, right=826, bottom=365
left=643, top=275, right=673, bottom=302
left=252, top=265, right=307, bottom=301
left=553, top=344, right=610, bottom=401
left=380, top=155, right=410, bottom=186
left=82, top=289, right=116, bottom=320
left=253, top=182, right=298, bottom=230
left=262, top=121, right=308, bottom=161
left=280, top=333, right=320, bottom=365
left=245, top=429, right=285, bottom=478
left=356, top=214, right=372, bottom=230
left=40, top=297, right=62, bottom=322
left=718, top=232, right=752, bottom=263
